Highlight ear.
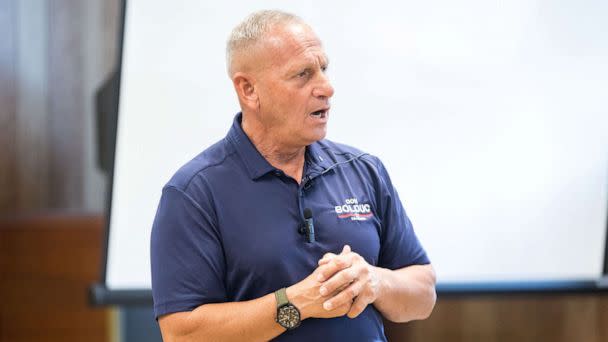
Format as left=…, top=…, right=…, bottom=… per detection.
left=232, top=72, right=259, bottom=109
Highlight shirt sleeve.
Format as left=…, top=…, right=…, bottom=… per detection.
left=150, top=185, right=227, bottom=320
left=374, top=158, right=431, bottom=269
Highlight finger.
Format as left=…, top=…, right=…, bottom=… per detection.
left=334, top=301, right=353, bottom=314
left=319, top=265, right=359, bottom=296
left=347, top=294, right=369, bottom=319
left=318, top=258, right=331, bottom=266
left=319, top=252, right=340, bottom=265
left=318, top=253, right=336, bottom=265
left=323, top=280, right=363, bottom=311
left=318, top=245, right=351, bottom=265
left=316, top=254, right=353, bottom=282
left=320, top=245, right=351, bottom=266
left=335, top=282, right=350, bottom=293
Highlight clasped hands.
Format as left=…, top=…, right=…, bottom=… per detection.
left=286, top=245, right=382, bottom=320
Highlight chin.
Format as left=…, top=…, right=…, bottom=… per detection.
left=292, top=126, right=327, bottom=147
left=305, top=129, right=327, bottom=144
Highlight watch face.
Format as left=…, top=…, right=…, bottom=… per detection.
left=277, top=304, right=301, bottom=330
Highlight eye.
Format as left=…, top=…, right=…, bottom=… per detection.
left=321, top=65, right=328, bottom=73
left=297, top=69, right=311, bottom=78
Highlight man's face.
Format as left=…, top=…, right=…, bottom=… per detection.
left=252, top=23, right=334, bottom=148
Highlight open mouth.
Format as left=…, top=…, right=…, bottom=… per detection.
left=310, top=109, right=328, bottom=118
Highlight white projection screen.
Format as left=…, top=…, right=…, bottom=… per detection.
left=100, top=0, right=608, bottom=299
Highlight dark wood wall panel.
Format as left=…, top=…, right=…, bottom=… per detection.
left=601, top=297, right=608, bottom=340
left=102, top=0, right=121, bottom=72
left=0, top=0, right=17, bottom=212
left=48, top=1, right=85, bottom=209
left=0, top=0, right=114, bottom=214
left=14, top=0, right=52, bottom=212
left=0, top=214, right=110, bottom=342
left=385, top=295, right=608, bottom=342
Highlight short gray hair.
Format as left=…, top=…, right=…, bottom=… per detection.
left=226, top=10, right=304, bottom=77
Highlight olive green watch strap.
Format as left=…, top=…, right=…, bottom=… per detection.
left=275, top=287, right=289, bottom=307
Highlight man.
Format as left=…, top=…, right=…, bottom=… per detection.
left=151, top=10, right=436, bottom=341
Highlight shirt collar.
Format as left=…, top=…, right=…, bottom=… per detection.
left=226, top=112, right=333, bottom=180
left=226, top=113, right=275, bottom=180
left=305, top=139, right=333, bottom=174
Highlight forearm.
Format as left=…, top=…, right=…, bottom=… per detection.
left=159, top=293, right=285, bottom=342
left=372, top=264, right=436, bottom=323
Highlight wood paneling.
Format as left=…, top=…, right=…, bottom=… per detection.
left=0, top=214, right=110, bottom=342
left=15, top=0, right=50, bottom=211
left=0, top=0, right=17, bottom=212
left=600, top=297, right=608, bottom=340
left=101, top=0, right=121, bottom=71
left=81, top=0, right=116, bottom=211
left=48, top=1, right=86, bottom=209
left=0, top=0, right=119, bottom=214
left=385, top=294, right=608, bottom=342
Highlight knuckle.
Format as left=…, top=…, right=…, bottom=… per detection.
left=339, top=257, right=350, bottom=267
left=361, top=266, right=370, bottom=276
left=326, top=265, right=335, bottom=273
left=327, top=284, right=340, bottom=297
left=320, top=266, right=331, bottom=276
left=326, top=282, right=338, bottom=293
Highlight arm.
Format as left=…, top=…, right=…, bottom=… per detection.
left=158, top=267, right=354, bottom=342
left=158, top=293, right=283, bottom=342
left=372, top=263, right=436, bottom=322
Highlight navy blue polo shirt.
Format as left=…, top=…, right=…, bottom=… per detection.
left=150, top=113, right=430, bottom=341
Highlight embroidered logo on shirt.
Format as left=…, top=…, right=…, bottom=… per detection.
left=335, top=198, right=374, bottom=221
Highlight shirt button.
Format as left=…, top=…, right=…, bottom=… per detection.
left=274, top=170, right=282, bottom=177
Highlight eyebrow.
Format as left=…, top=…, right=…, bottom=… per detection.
left=286, top=54, right=330, bottom=76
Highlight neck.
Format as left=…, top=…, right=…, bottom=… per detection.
left=241, top=113, right=306, bottom=183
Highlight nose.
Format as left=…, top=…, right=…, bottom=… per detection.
left=312, top=72, right=334, bottom=99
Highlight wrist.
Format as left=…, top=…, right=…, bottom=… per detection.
left=286, top=285, right=310, bottom=320
left=372, top=266, right=390, bottom=304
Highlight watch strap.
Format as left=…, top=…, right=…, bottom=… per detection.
left=275, top=287, right=289, bottom=307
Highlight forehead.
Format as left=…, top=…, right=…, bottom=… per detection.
left=262, top=23, right=327, bottom=70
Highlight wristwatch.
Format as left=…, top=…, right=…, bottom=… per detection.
left=275, top=287, right=301, bottom=330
